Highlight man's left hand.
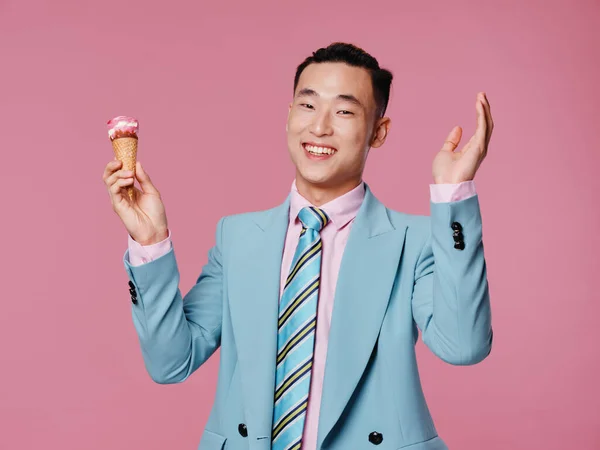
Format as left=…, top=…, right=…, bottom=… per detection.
left=432, top=92, right=494, bottom=184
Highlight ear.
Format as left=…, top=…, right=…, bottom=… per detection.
left=370, top=116, right=391, bottom=148
left=286, top=102, right=292, bottom=132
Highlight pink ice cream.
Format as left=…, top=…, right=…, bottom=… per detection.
left=107, top=116, right=139, bottom=140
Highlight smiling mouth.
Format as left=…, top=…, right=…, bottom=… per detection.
left=303, top=143, right=338, bottom=156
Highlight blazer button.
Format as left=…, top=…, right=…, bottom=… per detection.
left=130, top=287, right=137, bottom=302
left=454, top=241, right=465, bottom=250
left=368, top=431, right=383, bottom=445
left=128, top=281, right=135, bottom=289
left=238, top=423, right=248, bottom=437
left=452, top=230, right=463, bottom=240
left=451, top=221, right=462, bottom=232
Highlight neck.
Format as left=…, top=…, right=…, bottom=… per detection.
left=295, top=175, right=363, bottom=206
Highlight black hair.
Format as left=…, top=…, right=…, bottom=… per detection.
left=293, top=42, right=393, bottom=118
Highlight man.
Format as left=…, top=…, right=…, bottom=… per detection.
left=103, top=42, right=494, bottom=450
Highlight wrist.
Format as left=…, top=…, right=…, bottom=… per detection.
left=138, top=229, right=169, bottom=246
left=433, top=178, right=472, bottom=184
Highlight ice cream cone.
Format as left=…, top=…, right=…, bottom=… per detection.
left=111, top=136, right=137, bottom=201
left=107, top=116, right=140, bottom=202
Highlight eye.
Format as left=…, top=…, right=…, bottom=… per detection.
left=299, top=103, right=314, bottom=109
left=338, top=110, right=354, bottom=115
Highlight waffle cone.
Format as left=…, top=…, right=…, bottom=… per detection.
left=111, top=137, right=138, bottom=201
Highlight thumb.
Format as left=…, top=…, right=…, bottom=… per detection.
left=135, top=161, right=159, bottom=195
left=441, top=126, right=462, bottom=153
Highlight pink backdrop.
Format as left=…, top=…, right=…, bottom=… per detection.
left=1, top=0, right=598, bottom=448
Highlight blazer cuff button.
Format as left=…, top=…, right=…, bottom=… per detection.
left=368, top=431, right=383, bottom=445
left=451, top=221, right=462, bottom=232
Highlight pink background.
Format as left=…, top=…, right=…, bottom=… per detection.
left=1, top=0, right=598, bottom=448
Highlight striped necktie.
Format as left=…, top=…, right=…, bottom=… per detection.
left=271, top=206, right=329, bottom=450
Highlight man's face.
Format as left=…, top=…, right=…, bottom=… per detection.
left=286, top=62, right=388, bottom=193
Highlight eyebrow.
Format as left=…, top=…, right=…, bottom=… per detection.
left=296, top=88, right=364, bottom=109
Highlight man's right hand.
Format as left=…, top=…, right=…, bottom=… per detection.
left=103, top=159, right=169, bottom=245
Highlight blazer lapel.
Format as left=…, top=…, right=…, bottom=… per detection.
left=228, top=195, right=290, bottom=439
left=316, top=184, right=408, bottom=449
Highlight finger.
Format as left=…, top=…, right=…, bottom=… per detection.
left=474, top=93, right=487, bottom=146
left=109, top=179, right=134, bottom=208
left=105, top=168, right=134, bottom=188
left=109, top=177, right=135, bottom=197
left=103, top=160, right=122, bottom=182
left=441, top=126, right=462, bottom=152
left=482, top=93, right=493, bottom=148
left=135, top=161, right=159, bottom=195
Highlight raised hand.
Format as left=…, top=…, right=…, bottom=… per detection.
left=102, top=159, right=169, bottom=245
left=432, top=92, right=493, bottom=184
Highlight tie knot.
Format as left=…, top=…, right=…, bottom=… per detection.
left=298, top=206, right=329, bottom=231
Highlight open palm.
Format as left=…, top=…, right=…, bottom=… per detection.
left=432, top=92, right=494, bottom=184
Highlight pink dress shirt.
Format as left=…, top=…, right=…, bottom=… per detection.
left=126, top=180, right=476, bottom=450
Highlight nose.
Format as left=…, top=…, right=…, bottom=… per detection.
left=309, top=109, right=333, bottom=137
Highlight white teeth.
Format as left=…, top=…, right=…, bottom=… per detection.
left=305, top=144, right=336, bottom=155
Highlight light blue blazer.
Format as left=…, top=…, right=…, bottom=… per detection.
left=123, top=183, right=493, bottom=450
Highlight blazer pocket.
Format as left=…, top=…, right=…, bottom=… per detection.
left=198, top=429, right=227, bottom=450
left=397, top=435, right=447, bottom=450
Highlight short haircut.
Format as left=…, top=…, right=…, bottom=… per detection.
left=294, top=42, right=393, bottom=118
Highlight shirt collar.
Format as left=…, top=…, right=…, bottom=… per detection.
left=289, top=179, right=365, bottom=231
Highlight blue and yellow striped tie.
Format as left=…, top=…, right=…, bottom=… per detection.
left=271, top=206, right=329, bottom=450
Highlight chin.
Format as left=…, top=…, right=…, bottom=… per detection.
left=291, top=150, right=343, bottom=186
left=296, top=169, right=338, bottom=187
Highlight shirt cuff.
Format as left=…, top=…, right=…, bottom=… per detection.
left=429, top=180, right=477, bottom=203
left=127, top=229, right=172, bottom=266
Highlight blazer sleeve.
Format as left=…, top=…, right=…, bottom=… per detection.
left=411, top=194, right=493, bottom=365
left=123, top=217, right=226, bottom=383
